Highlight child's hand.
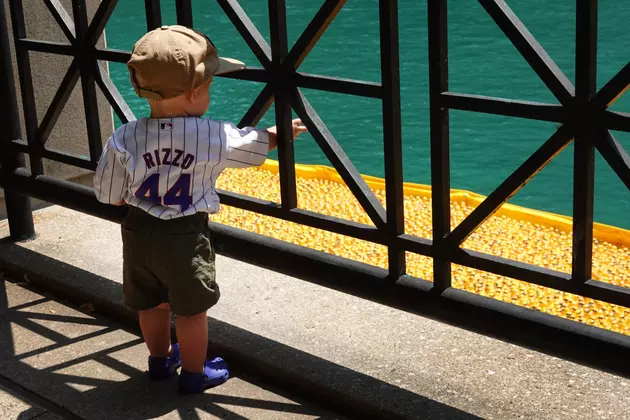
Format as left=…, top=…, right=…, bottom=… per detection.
left=267, top=119, right=308, bottom=141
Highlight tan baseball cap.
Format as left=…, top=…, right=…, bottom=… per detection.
left=127, top=25, right=245, bottom=101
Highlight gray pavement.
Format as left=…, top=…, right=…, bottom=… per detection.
left=0, top=278, right=344, bottom=420
left=0, top=384, right=61, bottom=420
left=1, top=206, right=629, bottom=419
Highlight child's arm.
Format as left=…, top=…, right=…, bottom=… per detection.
left=94, top=135, right=129, bottom=206
left=220, top=119, right=307, bottom=169
left=265, top=119, right=307, bottom=151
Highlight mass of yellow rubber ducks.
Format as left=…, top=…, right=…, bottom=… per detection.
left=212, top=166, right=630, bottom=335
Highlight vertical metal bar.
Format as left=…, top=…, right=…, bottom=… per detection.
left=269, top=0, right=297, bottom=209
left=428, top=0, right=451, bottom=291
left=72, top=0, right=103, bottom=163
left=145, top=0, right=162, bottom=30
left=8, top=0, right=44, bottom=175
left=379, top=0, right=405, bottom=279
left=572, top=0, right=597, bottom=283
left=0, top=1, right=35, bottom=240
left=175, top=0, right=193, bottom=27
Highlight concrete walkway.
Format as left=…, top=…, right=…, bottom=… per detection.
left=0, top=278, right=344, bottom=420
left=1, top=206, right=629, bottom=419
left=1, top=381, right=63, bottom=420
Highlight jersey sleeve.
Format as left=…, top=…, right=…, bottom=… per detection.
left=220, top=122, right=270, bottom=169
left=94, top=134, right=129, bottom=205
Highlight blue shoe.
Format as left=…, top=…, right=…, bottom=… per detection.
left=178, top=357, right=229, bottom=394
left=148, top=343, right=182, bottom=380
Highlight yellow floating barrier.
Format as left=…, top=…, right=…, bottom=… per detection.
left=212, top=159, right=630, bottom=335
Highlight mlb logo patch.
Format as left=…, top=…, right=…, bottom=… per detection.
left=161, top=122, right=173, bottom=130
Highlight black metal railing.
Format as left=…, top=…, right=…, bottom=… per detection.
left=1, top=0, right=630, bottom=369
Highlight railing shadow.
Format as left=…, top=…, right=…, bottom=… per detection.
left=0, top=244, right=481, bottom=420
left=0, top=276, right=346, bottom=419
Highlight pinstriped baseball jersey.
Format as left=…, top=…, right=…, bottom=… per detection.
left=94, top=117, right=269, bottom=219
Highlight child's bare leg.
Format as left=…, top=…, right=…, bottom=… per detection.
left=139, top=302, right=172, bottom=357
left=175, top=312, right=208, bottom=373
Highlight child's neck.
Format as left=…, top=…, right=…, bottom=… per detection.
left=150, top=110, right=202, bottom=119
left=149, top=100, right=204, bottom=119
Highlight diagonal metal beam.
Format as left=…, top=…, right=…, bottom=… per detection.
left=291, top=88, right=387, bottom=229
left=447, top=124, right=574, bottom=247
left=44, top=0, right=76, bottom=41
left=238, top=84, right=274, bottom=128
left=478, top=0, right=575, bottom=105
left=283, top=0, right=346, bottom=71
left=216, top=0, right=272, bottom=68
left=37, top=60, right=81, bottom=145
left=95, top=62, right=135, bottom=124
left=594, top=130, right=630, bottom=192
left=591, top=61, right=630, bottom=110
left=83, top=0, right=118, bottom=47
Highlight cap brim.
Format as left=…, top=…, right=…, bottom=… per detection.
left=214, top=57, right=246, bottom=75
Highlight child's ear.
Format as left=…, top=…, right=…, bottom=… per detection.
left=188, top=77, right=212, bottom=103
left=186, top=86, right=201, bottom=103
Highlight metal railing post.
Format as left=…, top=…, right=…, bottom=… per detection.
left=0, top=2, right=35, bottom=241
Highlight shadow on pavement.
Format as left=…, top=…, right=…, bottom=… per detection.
left=0, top=241, right=481, bottom=420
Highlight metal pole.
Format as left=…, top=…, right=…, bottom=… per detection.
left=0, top=1, right=35, bottom=241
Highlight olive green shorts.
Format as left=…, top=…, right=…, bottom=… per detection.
left=121, top=206, right=219, bottom=316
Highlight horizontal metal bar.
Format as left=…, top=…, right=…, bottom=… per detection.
left=398, top=234, right=433, bottom=257
left=0, top=168, right=124, bottom=221
left=440, top=92, right=566, bottom=122
left=603, top=110, right=630, bottom=133
left=453, top=246, right=571, bottom=286
left=217, top=67, right=268, bottom=83
left=95, top=48, right=130, bottom=63
left=221, top=189, right=435, bottom=256
left=295, top=73, right=382, bottom=99
left=17, top=39, right=73, bottom=55
left=583, top=279, right=630, bottom=306
left=217, top=189, right=383, bottom=243
left=10, top=140, right=94, bottom=170
left=452, top=247, right=630, bottom=309
left=1, top=168, right=630, bottom=377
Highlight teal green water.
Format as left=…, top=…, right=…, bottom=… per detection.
left=105, top=1, right=630, bottom=229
